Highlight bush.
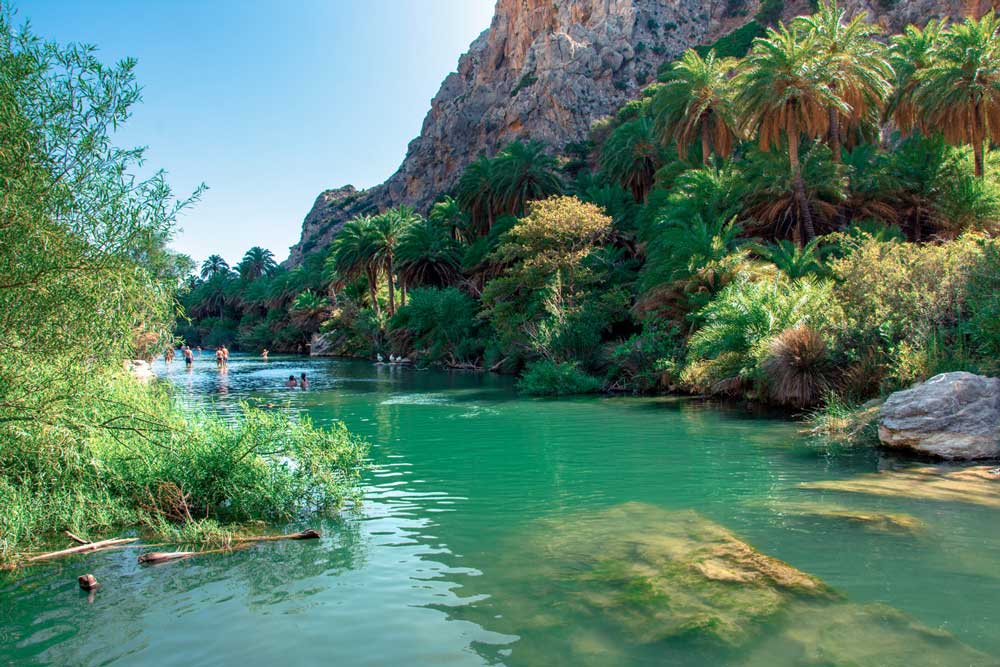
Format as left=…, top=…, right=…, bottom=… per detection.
left=0, top=371, right=368, bottom=561
left=682, top=276, right=841, bottom=397
left=390, top=287, right=484, bottom=365
left=516, top=360, right=604, bottom=396
left=761, top=325, right=833, bottom=408
left=606, top=321, right=685, bottom=393
left=831, top=233, right=1000, bottom=387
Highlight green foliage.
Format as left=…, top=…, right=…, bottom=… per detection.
left=0, top=375, right=368, bottom=560
left=606, top=321, right=685, bottom=393
left=682, top=276, right=841, bottom=395
left=756, top=238, right=827, bottom=278
left=390, top=287, right=484, bottom=365
left=831, top=233, right=1000, bottom=388
left=600, top=116, right=667, bottom=201
left=516, top=360, right=604, bottom=396
left=511, top=72, right=538, bottom=97
left=0, top=16, right=368, bottom=561
left=692, top=21, right=766, bottom=61
left=397, top=216, right=462, bottom=287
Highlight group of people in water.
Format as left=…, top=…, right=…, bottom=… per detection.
left=163, top=344, right=310, bottom=389
left=164, top=344, right=202, bottom=367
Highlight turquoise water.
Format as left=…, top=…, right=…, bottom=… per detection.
left=2, top=355, right=998, bottom=665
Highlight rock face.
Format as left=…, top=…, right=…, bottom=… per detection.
left=287, top=0, right=975, bottom=265
left=878, top=372, right=1000, bottom=459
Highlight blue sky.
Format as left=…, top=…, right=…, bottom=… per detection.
left=18, top=0, right=495, bottom=266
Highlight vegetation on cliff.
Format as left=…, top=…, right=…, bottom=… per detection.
left=179, top=5, right=1000, bottom=418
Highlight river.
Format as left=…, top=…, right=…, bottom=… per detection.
left=2, top=354, right=998, bottom=665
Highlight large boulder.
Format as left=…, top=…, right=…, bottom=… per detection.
left=879, top=372, right=1000, bottom=459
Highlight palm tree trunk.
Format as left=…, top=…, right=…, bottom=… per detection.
left=787, top=111, right=817, bottom=244
left=828, top=106, right=841, bottom=164
left=400, top=277, right=407, bottom=307
left=973, top=112, right=985, bottom=178
left=701, top=116, right=712, bottom=167
left=974, top=137, right=985, bottom=179
left=367, top=269, right=380, bottom=317
left=386, top=254, right=396, bottom=316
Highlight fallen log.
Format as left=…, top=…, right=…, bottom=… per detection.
left=232, top=528, right=320, bottom=543
left=65, top=531, right=91, bottom=545
left=137, top=530, right=318, bottom=565
left=138, top=542, right=253, bottom=565
left=138, top=551, right=194, bottom=565
left=25, top=538, right=139, bottom=563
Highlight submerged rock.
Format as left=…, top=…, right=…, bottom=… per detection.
left=799, top=465, right=1000, bottom=508
left=879, top=372, right=1000, bottom=459
left=740, top=601, right=999, bottom=667
left=454, top=502, right=993, bottom=666
left=762, top=501, right=924, bottom=535
left=521, top=503, right=832, bottom=647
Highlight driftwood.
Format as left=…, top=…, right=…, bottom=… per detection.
left=138, top=551, right=194, bottom=565
left=24, top=537, right=139, bottom=563
left=138, top=529, right=319, bottom=565
left=65, top=531, right=91, bottom=545
left=232, top=528, right=320, bottom=542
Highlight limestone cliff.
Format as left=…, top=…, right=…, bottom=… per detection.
left=286, top=0, right=978, bottom=264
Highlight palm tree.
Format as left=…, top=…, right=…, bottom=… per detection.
left=455, top=156, right=497, bottom=235
left=741, top=144, right=847, bottom=241
left=913, top=12, right=1000, bottom=177
left=200, top=254, right=230, bottom=280
left=429, top=195, right=471, bottom=242
left=332, top=215, right=380, bottom=315
left=887, top=19, right=945, bottom=137
left=237, top=246, right=277, bottom=280
left=793, top=1, right=892, bottom=162
left=289, top=290, right=330, bottom=330
left=757, top=238, right=826, bottom=278
left=370, top=206, right=420, bottom=316
left=652, top=49, right=739, bottom=166
left=489, top=140, right=563, bottom=216
left=735, top=23, right=847, bottom=242
left=599, top=116, right=665, bottom=202
left=397, top=218, right=462, bottom=288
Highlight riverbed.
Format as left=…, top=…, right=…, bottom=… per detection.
left=2, top=354, right=998, bottom=665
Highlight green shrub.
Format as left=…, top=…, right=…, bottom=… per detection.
left=682, top=276, right=841, bottom=396
left=606, top=322, right=685, bottom=393
left=0, top=371, right=368, bottom=561
left=964, top=240, right=1000, bottom=358
left=517, top=360, right=604, bottom=396
left=390, top=287, right=484, bottom=365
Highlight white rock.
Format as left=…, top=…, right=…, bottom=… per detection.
left=878, top=372, right=1000, bottom=459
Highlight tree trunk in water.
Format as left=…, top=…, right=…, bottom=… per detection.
left=787, top=111, right=817, bottom=244
left=386, top=254, right=396, bottom=316
left=701, top=116, right=712, bottom=167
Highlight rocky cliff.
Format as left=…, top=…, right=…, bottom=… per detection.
left=286, top=0, right=979, bottom=264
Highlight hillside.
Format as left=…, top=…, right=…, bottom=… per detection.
left=286, top=0, right=975, bottom=264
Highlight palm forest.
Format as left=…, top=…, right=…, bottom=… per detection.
left=181, top=6, right=1000, bottom=431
